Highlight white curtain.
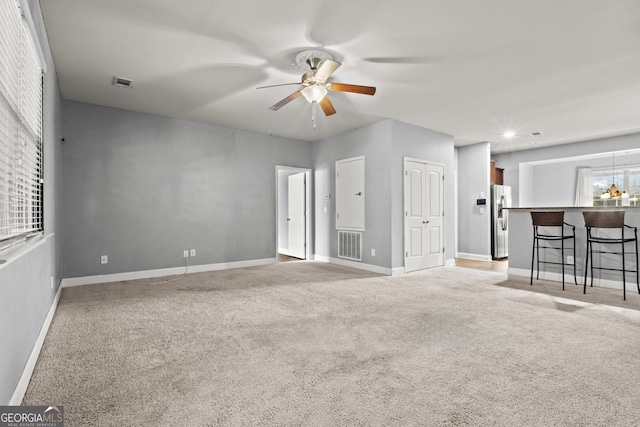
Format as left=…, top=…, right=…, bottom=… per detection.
left=575, top=167, right=593, bottom=206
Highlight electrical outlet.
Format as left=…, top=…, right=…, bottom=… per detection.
left=183, top=250, right=189, bottom=258
left=567, top=255, right=574, bottom=265
left=190, top=249, right=196, bottom=257
left=101, top=255, right=108, bottom=264
left=371, top=249, right=376, bottom=256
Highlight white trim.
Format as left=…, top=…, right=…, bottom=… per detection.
left=314, top=255, right=392, bottom=275
left=275, top=166, right=312, bottom=261
left=314, top=254, right=331, bottom=263
left=61, top=258, right=276, bottom=288
left=508, top=267, right=628, bottom=291
left=0, top=233, right=49, bottom=270
left=445, top=258, right=456, bottom=267
left=17, top=0, right=47, bottom=72
left=391, top=267, right=405, bottom=276
left=278, top=247, right=297, bottom=258
left=10, top=285, right=61, bottom=405
left=456, top=252, right=492, bottom=262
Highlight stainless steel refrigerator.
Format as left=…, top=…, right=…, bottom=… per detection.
left=491, top=184, right=511, bottom=260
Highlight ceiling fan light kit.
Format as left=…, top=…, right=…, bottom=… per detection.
left=257, top=49, right=376, bottom=127
left=301, top=85, right=327, bottom=103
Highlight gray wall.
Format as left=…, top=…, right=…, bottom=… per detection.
left=530, top=153, right=640, bottom=207
left=0, top=0, right=62, bottom=404
left=61, top=101, right=313, bottom=278
left=390, top=121, right=455, bottom=268
left=313, top=120, right=393, bottom=268
left=493, top=133, right=640, bottom=207
left=456, top=143, right=491, bottom=258
left=313, top=119, right=455, bottom=271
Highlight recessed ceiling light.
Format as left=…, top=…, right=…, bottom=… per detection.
left=503, top=131, right=515, bottom=139
left=112, top=76, right=133, bottom=88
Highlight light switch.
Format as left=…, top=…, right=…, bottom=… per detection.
left=324, top=207, right=327, bottom=214
left=480, top=207, right=485, bottom=214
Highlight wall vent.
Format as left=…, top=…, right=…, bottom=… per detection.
left=112, top=76, right=133, bottom=88
left=338, top=231, right=362, bottom=261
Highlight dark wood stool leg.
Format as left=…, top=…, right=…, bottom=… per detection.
left=572, top=235, right=577, bottom=285
left=622, top=240, right=626, bottom=301
left=530, top=233, right=535, bottom=286
left=561, top=238, right=565, bottom=290
left=636, top=232, right=639, bottom=295
left=584, top=237, right=590, bottom=294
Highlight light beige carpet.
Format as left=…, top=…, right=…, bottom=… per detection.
left=23, top=262, right=640, bottom=426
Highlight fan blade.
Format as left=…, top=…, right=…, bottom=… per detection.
left=315, top=59, right=341, bottom=81
left=269, top=90, right=302, bottom=111
left=363, top=56, right=436, bottom=64
left=257, top=82, right=301, bottom=90
left=327, top=83, right=376, bottom=95
left=319, top=97, right=336, bottom=116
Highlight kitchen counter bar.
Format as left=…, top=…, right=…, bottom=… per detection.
left=506, top=207, right=640, bottom=291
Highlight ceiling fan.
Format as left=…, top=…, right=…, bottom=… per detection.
left=257, top=50, right=376, bottom=125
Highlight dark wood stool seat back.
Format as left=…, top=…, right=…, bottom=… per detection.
left=582, top=210, right=639, bottom=300
left=530, top=211, right=576, bottom=289
left=531, top=211, right=565, bottom=227
left=583, top=210, right=624, bottom=229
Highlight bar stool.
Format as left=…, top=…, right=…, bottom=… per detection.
left=583, top=211, right=639, bottom=300
left=530, top=211, right=577, bottom=289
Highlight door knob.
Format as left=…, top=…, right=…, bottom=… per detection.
left=423, top=220, right=430, bottom=224
left=355, top=191, right=362, bottom=196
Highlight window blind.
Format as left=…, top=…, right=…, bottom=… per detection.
left=0, top=0, right=43, bottom=244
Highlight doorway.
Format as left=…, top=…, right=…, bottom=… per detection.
left=404, top=158, right=445, bottom=273
left=276, top=166, right=312, bottom=261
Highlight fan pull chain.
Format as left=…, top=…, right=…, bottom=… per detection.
left=311, top=101, right=317, bottom=129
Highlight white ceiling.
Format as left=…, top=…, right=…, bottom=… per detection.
left=38, top=0, right=640, bottom=153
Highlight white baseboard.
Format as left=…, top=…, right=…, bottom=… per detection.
left=10, top=286, right=62, bottom=405
left=314, top=255, right=392, bottom=275
left=277, top=248, right=294, bottom=257
left=312, top=256, right=455, bottom=277
left=61, top=258, right=277, bottom=288
left=391, top=267, right=405, bottom=276
left=456, top=252, right=492, bottom=262
left=508, top=267, right=579, bottom=284
left=508, top=267, right=634, bottom=291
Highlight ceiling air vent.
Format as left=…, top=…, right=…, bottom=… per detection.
left=112, top=76, right=133, bottom=88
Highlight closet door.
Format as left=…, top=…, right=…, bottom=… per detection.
left=336, top=156, right=365, bottom=231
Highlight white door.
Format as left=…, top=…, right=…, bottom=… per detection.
left=404, top=159, right=444, bottom=273
left=336, top=156, right=365, bottom=231
left=288, top=173, right=306, bottom=259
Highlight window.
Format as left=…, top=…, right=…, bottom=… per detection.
left=592, top=169, right=640, bottom=206
left=0, top=0, right=44, bottom=249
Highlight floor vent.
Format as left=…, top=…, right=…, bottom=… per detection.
left=338, top=231, right=362, bottom=261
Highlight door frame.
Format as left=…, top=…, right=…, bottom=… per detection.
left=276, top=165, right=312, bottom=260
left=403, top=157, right=446, bottom=272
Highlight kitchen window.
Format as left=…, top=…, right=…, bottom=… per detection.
left=592, top=169, right=640, bottom=206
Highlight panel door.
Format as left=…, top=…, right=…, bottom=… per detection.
left=404, top=159, right=444, bottom=273
left=287, top=173, right=306, bottom=259
left=336, top=156, right=365, bottom=231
